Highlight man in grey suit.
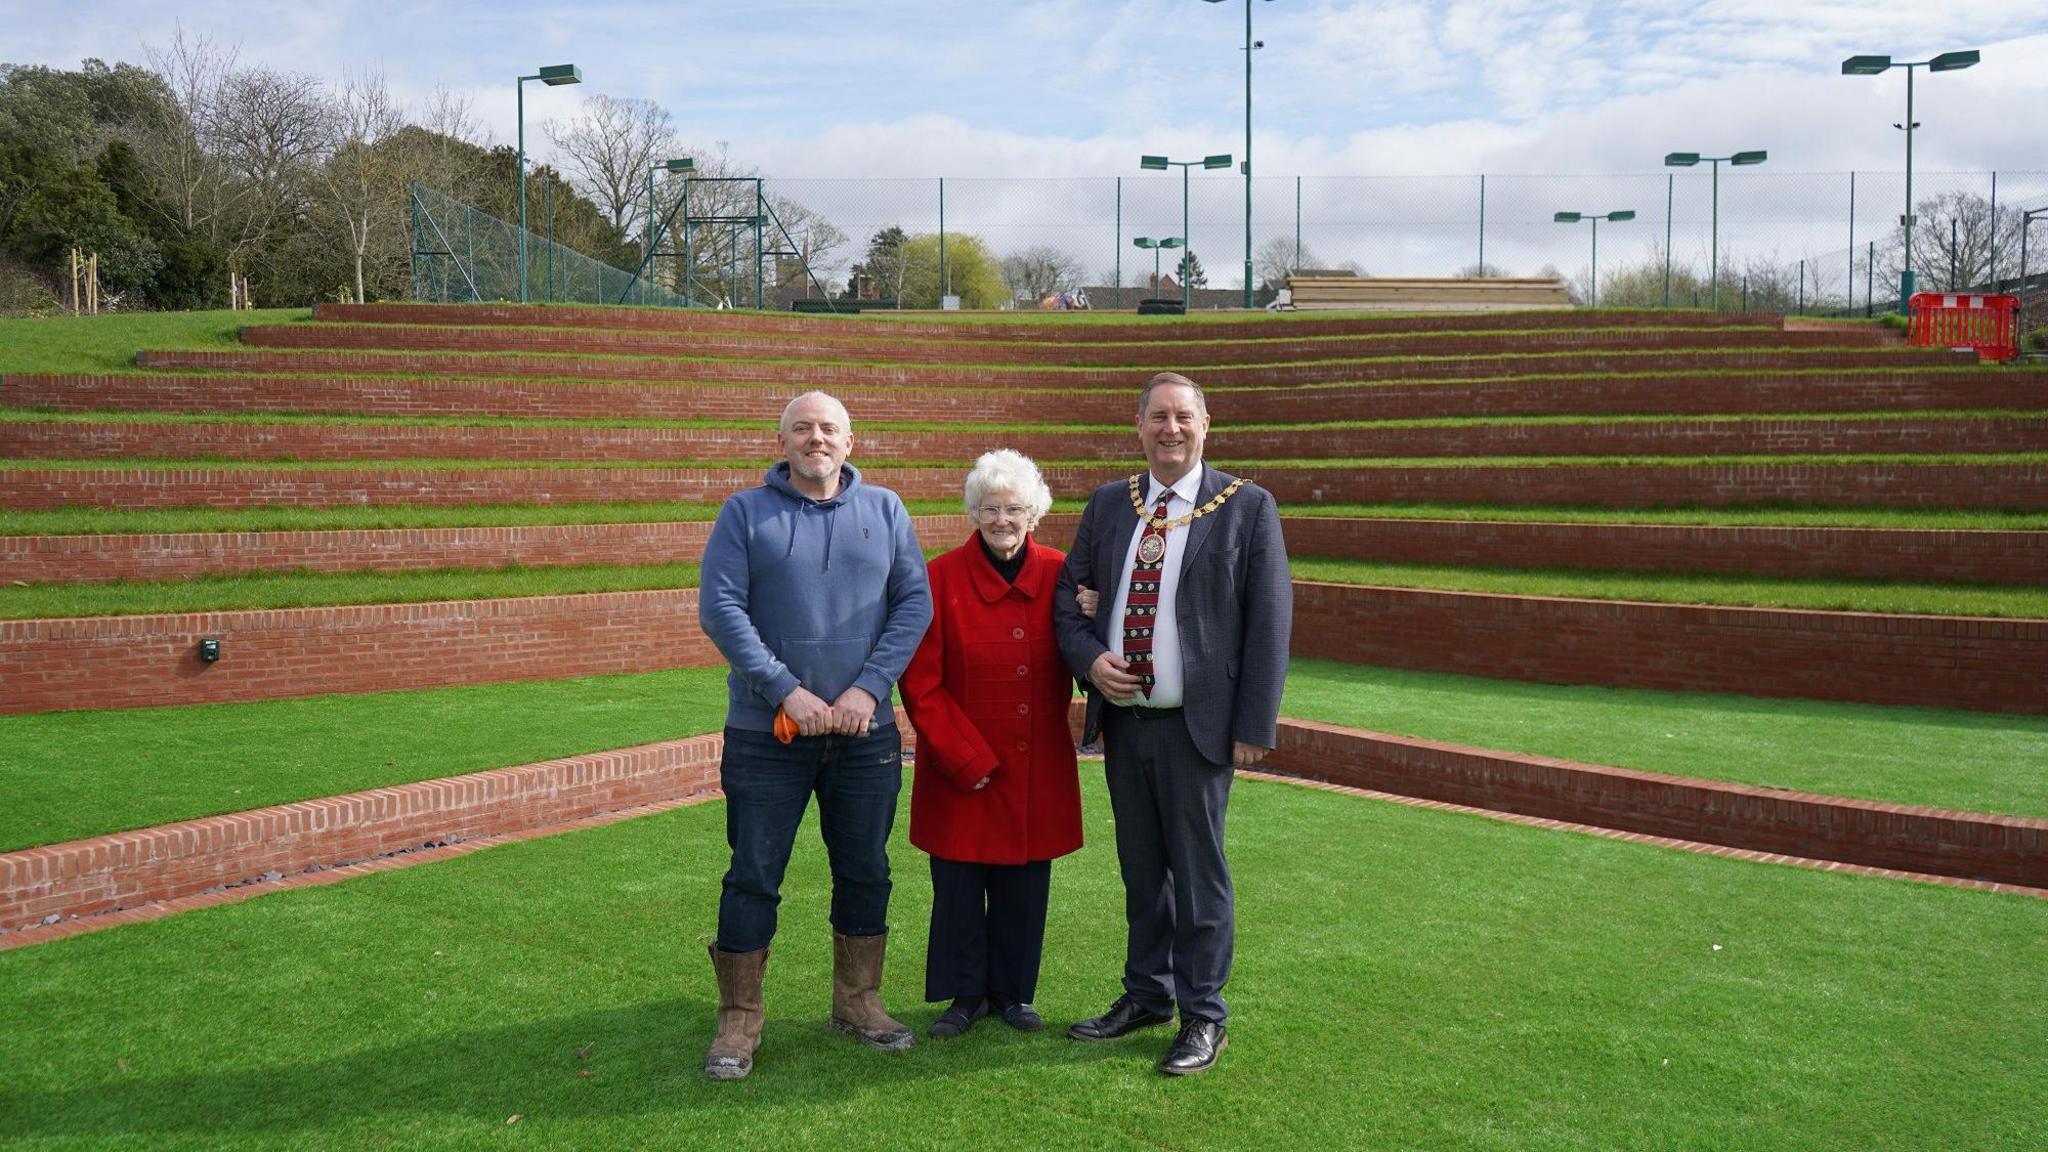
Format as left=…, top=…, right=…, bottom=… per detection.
left=1054, top=370, right=1292, bottom=1075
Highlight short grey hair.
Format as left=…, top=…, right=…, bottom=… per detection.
left=1138, top=371, right=1207, bottom=418
left=963, top=449, right=1054, bottom=520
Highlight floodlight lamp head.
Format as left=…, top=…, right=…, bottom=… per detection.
left=1140, top=155, right=1170, bottom=170
left=1161, top=237, right=1185, bottom=248
left=1203, top=154, right=1234, bottom=170
left=1133, top=237, right=1157, bottom=248
left=1607, top=210, right=1637, bottom=222
left=1664, top=152, right=1701, bottom=167
left=1731, top=150, right=1768, bottom=166
left=1841, top=54, right=1891, bottom=75
left=537, top=64, right=582, bottom=86
left=1929, top=49, right=1980, bottom=72
left=1554, top=212, right=1583, bottom=223
left=663, top=158, right=695, bottom=173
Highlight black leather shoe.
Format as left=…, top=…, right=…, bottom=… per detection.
left=1159, top=1019, right=1227, bottom=1076
left=929, top=996, right=987, bottom=1039
left=1066, top=994, right=1173, bottom=1041
left=999, top=1001, right=1044, bottom=1032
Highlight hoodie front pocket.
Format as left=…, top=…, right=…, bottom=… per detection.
left=779, top=636, right=869, bottom=702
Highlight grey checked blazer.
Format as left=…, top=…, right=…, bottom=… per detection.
left=1054, top=464, right=1293, bottom=765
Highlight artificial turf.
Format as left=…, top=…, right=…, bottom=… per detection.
left=0, top=668, right=733, bottom=852
left=1289, top=557, right=2048, bottom=618
left=1281, top=659, right=2048, bottom=818
left=2, top=768, right=2043, bottom=1150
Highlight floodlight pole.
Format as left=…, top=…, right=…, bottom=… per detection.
left=2022, top=208, right=2048, bottom=298
left=516, top=65, right=580, bottom=305
left=1844, top=49, right=1979, bottom=312
left=1555, top=211, right=1634, bottom=308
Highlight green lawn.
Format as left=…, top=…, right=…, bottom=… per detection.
left=0, top=562, right=703, bottom=619
left=2, top=770, right=2043, bottom=1150
left=0, top=669, right=733, bottom=852
left=6, top=500, right=2044, bottom=539
left=0, top=309, right=308, bottom=373
left=1290, top=557, right=2048, bottom=618
left=1283, top=659, right=2048, bottom=818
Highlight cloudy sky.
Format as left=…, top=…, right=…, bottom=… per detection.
left=19, top=0, right=2048, bottom=178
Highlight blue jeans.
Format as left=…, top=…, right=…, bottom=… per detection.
left=714, top=724, right=903, bottom=954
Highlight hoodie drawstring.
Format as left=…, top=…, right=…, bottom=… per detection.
left=783, top=500, right=841, bottom=572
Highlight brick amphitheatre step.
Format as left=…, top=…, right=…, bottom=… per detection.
left=312, top=300, right=1807, bottom=341
left=240, top=320, right=1890, bottom=366
left=135, top=345, right=1975, bottom=389
left=10, top=514, right=2041, bottom=587
left=5, top=461, right=2043, bottom=511
left=8, top=415, right=2041, bottom=465
left=4, top=715, right=2040, bottom=939
left=3, top=579, right=2039, bottom=716
left=15, top=370, right=2045, bottom=424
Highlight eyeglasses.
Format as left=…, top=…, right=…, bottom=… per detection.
left=972, top=504, right=1032, bottom=523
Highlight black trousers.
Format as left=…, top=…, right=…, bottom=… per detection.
left=1102, top=705, right=1235, bottom=1024
left=925, top=856, right=1052, bottom=1004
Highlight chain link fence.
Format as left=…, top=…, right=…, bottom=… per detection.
left=409, top=182, right=689, bottom=308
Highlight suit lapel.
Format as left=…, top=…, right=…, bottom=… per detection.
left=1176, top=464, right=1230, bottom=581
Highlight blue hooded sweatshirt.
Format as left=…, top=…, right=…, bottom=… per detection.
left=698, top=461, right=933, bottom=733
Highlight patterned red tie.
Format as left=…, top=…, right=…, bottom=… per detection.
left=1121, top=495, right=1171, bottom=699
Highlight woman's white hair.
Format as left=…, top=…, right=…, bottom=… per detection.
left=963, top=448, right=1054, bottom=520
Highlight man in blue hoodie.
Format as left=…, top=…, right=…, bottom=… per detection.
left=697, top=390, right=934, bottom=1081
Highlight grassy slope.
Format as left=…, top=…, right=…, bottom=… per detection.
left=1282, top=659, right=2048, bottom=818
left=1, top=772, right=2043, bottom=1151
left=0, top=309, right=308, bottom=373
left=0, top=668, right=732, bottom=852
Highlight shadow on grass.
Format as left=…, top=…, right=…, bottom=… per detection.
left=0, top=992, right=1169, bottom=1143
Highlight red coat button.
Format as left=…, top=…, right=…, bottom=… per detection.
left=1017, top=703, right=1030, bottom=715
left=1012, top=628, right=1025, bottom=640
left=1016, top=665, right=1029, bottom=677
left=1015, top=741, right=1028, bottom=753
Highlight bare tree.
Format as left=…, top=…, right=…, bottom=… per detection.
left=545, top=94, right=676, bottom=240
left=1000, top=244, right=1085, bottom=300
left=211, top=65, right=330, bottom=266
left=1255, top=235, right=1320, bottom=290
left=767, top=194, right=847, bottom=295
left=134, top=25, right=239, bottom=241
left=314, top=68, right=405, bottom=302
left=1878, top=190, right=2027, bottom=294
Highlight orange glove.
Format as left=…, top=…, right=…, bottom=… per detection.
left=773, top=706, right=799, bottom=745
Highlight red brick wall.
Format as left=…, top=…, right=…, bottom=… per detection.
left=0, top=736, right=724, bottom=931
left=137, top=346, right=1972, bottom=389
left=0, top=589, right=720, bottom=714
left=0, top=516, right=973, bottom=585
left=1036, top=515, right=2048, bottom=586
left=8, top=415, right=2041, bottom=464
left=1263, top=720, right=2048, bottom=888
left=241, top=320, right=1881, bottom=366
left=1288, top=580, right=2048, bottom=715
left=7, top=462, right=2044, bottom=511
left=13, top=370, right=2043, bottom=426
left=314, top=301, right=1799, bottom=341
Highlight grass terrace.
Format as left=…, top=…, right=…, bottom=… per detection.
left=3, top=769, right=2044, bottom=1150
left=0, top=668, right=732, bottom=852
left=0, top=309, right=309, bottom=373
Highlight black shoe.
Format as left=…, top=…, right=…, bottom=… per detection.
left=928, top=996, right=987, bottom=1039
left=998, top=1001, right=1044, bottom=1032
left=1159, top=1019, right=1227, bottom=1076
left=1066, top=994, right=1173, bottom=1041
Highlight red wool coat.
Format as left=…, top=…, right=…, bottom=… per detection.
left=901, top=533, right=1084, bottom=866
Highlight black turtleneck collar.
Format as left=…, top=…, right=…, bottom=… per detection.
left=978, top=532, right=1028, bottom=585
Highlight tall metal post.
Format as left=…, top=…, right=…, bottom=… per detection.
left=1240, top=0, right=1253, bottom=308
left=1182, top=162, right=1192, bottom=311
left=1294, top=175, right=1301, bottom=271
left=1988, top=171, right=1998, bottom=288
left=755, top=182, right=765, bottom=309
left=1710, top=158, right=1720, bottom=309
left=1848, top=172, right=1856, bottom=315
left=1114, top=177, right=1122, bottom=306
left=681, top=178, right=692, bottom=307
left=1663, top=173, right=1673, bottom=307
left=1867, top=240, right=1875, bottom=317
left=1591, top=215, right=1600, bottom=308
left=1902, top=64, right=1916, bottom=311
left=1477, top=174, right=1486, bottom=276
left=544, top=179, right=554, bottom=303
left=938, top=178, right=947, bottom=303
left=516, top=76, right=524, bottom=301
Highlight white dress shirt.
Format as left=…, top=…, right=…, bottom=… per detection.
left=1107, top=468, right=1203, bottom=709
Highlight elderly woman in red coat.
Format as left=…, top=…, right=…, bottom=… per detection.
left=900, top=448, right=1083, bottom=1038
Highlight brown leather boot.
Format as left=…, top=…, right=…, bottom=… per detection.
left=829, top=931, right=914, bottom=1052
left=704, top=945, right=769, bottom=1080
